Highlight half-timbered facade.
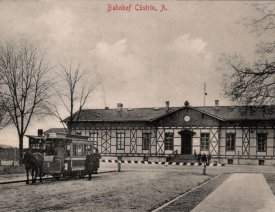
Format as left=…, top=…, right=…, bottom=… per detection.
left=64, top=101, right=275, bottom=165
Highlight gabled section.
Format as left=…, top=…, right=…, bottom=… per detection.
left=149, top=106, right=224, bottom=122
left=151, top=106, right=222, bottom=127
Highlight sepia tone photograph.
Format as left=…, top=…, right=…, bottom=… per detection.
left=0, top=0, right=275, bottom=211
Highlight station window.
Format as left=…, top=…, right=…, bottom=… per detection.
left=142, top=132, right=151, bottom=150
left=90, top=132, right=98, bottom=148
left=164, top=133, right=174, bottom=150
left=257, top=133, right=267, bottom=152
left=226, top=133, right=236, bottom=151
left=116, top=132, right=125, bottom=150
left=200, top=133, right=209, bottom=151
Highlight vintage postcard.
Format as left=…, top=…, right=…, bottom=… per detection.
left=0, top=0, right=275, bottom=211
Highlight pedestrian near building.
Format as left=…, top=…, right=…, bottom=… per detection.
left=201, top=153, right=207, bottom=175
left=85, top=150, right=93, bottom=180
left=201, top=153, right=207, bottom=163
left=197, top=152, right=201, bottom=163
left=92, top=149, right=101, bottom=174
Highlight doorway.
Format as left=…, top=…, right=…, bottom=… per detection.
left=181, top=131, right=193, bottom=155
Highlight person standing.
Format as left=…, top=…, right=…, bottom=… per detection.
left=197, top=152, right=202, bottom=163
left=201, top=153, right=207, bottom=163
left=85, top=150, right=93, bottom=180
left=92, top=148, right=101, bottom=174
left=201, top=153, right=207, bottom=175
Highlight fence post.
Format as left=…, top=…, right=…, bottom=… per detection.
left=117, top=156, right=122, bottom=172
left=14, top=148, right=16, bottom=162
left=203, top=162, right=206, bottom=175
left=238, top=150, right=240, bottom=165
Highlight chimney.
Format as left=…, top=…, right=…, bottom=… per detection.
left=184, top=101, right=189, bottom=107
left=38, top=129, right=43, bottom=137
left=117, top=103, right=123, bottom=111
left=165, top=101, right=170, bottom=112
left=215, top=100, right=219, bottom=109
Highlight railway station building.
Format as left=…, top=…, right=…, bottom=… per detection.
left=64, top=100, right=275, bottom=165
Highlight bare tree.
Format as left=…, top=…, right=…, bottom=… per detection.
left=0, top=40, right=53, bottom=163
left=243, top=3, right=275, bottom=35
left=222, top=53, right=275, bottom=105
left=0, top=105, right=11, bottom=130
left=49, top=60, right=99, bottom=135
left=222, top=3, right=275, bottom=106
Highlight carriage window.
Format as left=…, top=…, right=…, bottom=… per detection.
left=73, top=144, right=78, bottom=156
left=45, top=143, right=55, bottom=155
left=84, top=144, right=88, bottom=155
left=78, top=144, right=84, bottom=156
left=66, top=144, right=71, bottom=150
left=65, top=144, right=71, bottom=157
left=84, top=144, right=93, bottom=155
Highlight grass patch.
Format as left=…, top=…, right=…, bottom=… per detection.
left=264, top=173, right=275, bottom=195
left=0, top=165, right=25, bottom=175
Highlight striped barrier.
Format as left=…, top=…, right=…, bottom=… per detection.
left=100, top=159, right=225, bottom=167
left=0, top=160, right=19, bottom=166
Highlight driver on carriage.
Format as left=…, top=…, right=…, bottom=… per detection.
left=55, top=142, right=66, bottom=170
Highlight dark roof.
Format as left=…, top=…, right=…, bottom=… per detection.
left=197, top=106, right=275, bottom=121
left=63, top=107, right=180, bottom=122
left=44, top=128, right=67, bottom=134
left=63, top=105, right=275, bottom=123
left=26, top=128, right=67, bottom=140
left=25, top=135, right=43, bottom=139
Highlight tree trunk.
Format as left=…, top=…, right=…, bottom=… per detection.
left=19, top=135, right=24, bottom=165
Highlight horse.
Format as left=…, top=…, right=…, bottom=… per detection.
left=22, top=150, right=44, bottom=184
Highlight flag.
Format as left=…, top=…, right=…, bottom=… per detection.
left=204, top=83, right=207, bottom=95
left=204, top=82, right=207, bottom=95
left=203, top=82, right=207, bottom=106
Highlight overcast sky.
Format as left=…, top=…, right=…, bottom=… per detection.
left=0, top=0, right=272, bottom=147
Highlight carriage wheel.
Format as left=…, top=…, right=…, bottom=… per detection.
left=78, top=171, right=85, bottom=179
left=53, top=173, right=61, bottom=180
left=78, top=171, right=82, bottom=179
left=70, top=171, right=77, bottom=178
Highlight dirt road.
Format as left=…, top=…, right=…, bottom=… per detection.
left=0, top=167, right=213, bottom=211
left=2, top=163, right=275, bottom=211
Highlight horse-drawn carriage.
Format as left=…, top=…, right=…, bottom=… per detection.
left=23, top=135, right=96, bottom=184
